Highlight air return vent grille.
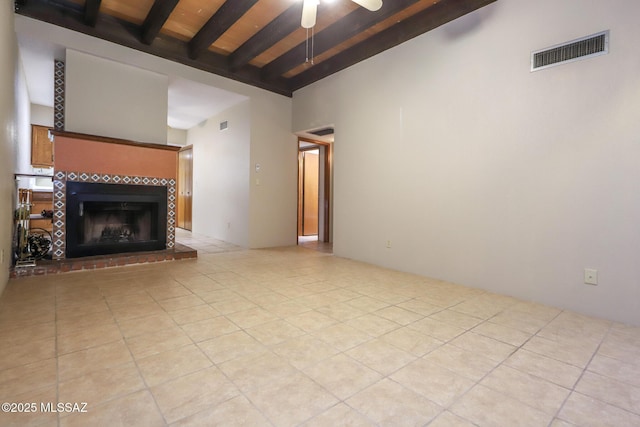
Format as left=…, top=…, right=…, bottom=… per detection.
left=309, top=127, right=334, bottom=137
left=531, top=31, right=609, bottom=71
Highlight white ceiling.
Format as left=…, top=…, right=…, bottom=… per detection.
left=17, top=33, right=247, bottom=130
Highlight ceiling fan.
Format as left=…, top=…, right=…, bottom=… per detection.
left=301, top=0, right=383, bottom=29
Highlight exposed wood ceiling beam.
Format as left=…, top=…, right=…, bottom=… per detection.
left=288, top=0, right=498, bottom=92
left=141, top=0, right=180, bottom=45
left=262, top=0, right=421, bottom=81
left=15, top=0, right=292, bottom=96
left=84, top=0, right=102, bottom=27
left=228, top=2, right=303, bottom=71
left=188, top=0, right=258, bottom=60
left=15, top=0, right=497, bottom=97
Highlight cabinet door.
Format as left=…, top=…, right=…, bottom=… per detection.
left=31, top=125, right=53, bottom=167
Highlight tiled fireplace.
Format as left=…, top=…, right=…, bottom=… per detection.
left=51, top=131, right=180, bottom=261
left=52, top=171, right=175, bottom=260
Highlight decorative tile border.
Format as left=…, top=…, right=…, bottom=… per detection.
left=54, top=60, right=65, bottom=131
left=53, top=170, right=176, bottom=260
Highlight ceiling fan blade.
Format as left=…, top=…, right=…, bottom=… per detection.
left=351, top=0, right=383, bottom=12
left=301, top=0, right=318, bottom=29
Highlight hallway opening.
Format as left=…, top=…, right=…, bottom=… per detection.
left=297, top=137, right=332, bottom=253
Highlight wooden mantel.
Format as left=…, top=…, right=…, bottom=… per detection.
left=50, top=130, right=181, bottom=151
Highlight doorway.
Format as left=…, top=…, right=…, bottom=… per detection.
left=297, top=138, right=332, bottom=251
left=177, top=145, right=193, bottom=230
left=299, top=148, right=319, bottom=236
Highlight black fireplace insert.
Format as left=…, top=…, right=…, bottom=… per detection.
left=65, top=182, right=167, bottom=258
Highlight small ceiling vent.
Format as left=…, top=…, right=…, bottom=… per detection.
left=219, top=120, right=228, bottom=131
left=531, top=30, right=609, bottom=71
left=309, top=127, right=334, bottom=137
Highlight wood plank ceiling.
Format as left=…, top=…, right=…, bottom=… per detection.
left=15, top=0, right=496, bottom=97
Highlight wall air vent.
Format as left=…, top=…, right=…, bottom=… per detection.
left=531, top=30, right=609, bottom=71
left=219, top=120, right=228, bottom=131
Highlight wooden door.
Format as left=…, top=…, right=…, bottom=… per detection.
left=177, top=146, right=193, bottom=230
left=298, top=152, right=304, bottom=236
left=302, top=151, right=319, bottom=236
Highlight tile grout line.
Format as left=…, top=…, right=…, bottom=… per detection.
left=410, top=302, right=564, bottom=424
left=54, top=282, right=60, bottom=427
left=549, top=319, right=640, bottom=424
left=104, top=285, right=170, bottom=426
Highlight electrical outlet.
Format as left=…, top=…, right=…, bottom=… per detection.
left=227, top=222, right=231, bottom=229
left=0, top=249, right=4, bottom=264
left=584, top=268, right=598, bottom=286
left=386, top=240, right=391, bottom=249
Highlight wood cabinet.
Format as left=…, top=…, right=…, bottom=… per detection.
left=31, top=125, right=53, bottom=167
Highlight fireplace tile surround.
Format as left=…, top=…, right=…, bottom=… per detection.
left=52, top=170, right=177, bottom=260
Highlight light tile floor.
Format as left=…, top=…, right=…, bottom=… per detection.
left=298, top=235, right=333, bottom=254
left=1, top=237, right=640, bottom=426
left=174, top=228, right=243, bottom=255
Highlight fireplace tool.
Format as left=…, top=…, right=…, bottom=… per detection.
left=15, top=189, right=53, bottom=265
left=15, top=189, right=37, bottom=267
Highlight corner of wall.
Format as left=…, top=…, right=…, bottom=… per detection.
left=189, top=100, right=251, bottom=247
left=0, top=2, right=23, bottom=294
left=248, top=95, right=298, bottom=248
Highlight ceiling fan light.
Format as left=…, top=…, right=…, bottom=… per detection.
left=301, top=0, right=318, bottom=29
left=350, top=0, right=383, bottom=12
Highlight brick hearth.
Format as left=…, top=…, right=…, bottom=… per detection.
left=9, top=243, right=196, bottom=278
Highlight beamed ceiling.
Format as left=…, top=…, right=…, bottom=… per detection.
left=15, top=0, right=496, bottom=97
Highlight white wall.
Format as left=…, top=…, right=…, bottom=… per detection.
left=65, top=49, right=168, bottom=144
left=30, top=103, right=53, bottom=127
left=249, top=95, right=297, bottom=248
left=13, top=61, right=31, bottom=178
left=187, top=95, right=296, bottom=249
left=187, top=94, right=296, bottom=248
left=189, top=101, right=251, bottom=247
left=167, top=126, right=187, bottom=146
left=293, top=0, right=640, bottom=325
left=0, top=2, right=22, bottom=293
